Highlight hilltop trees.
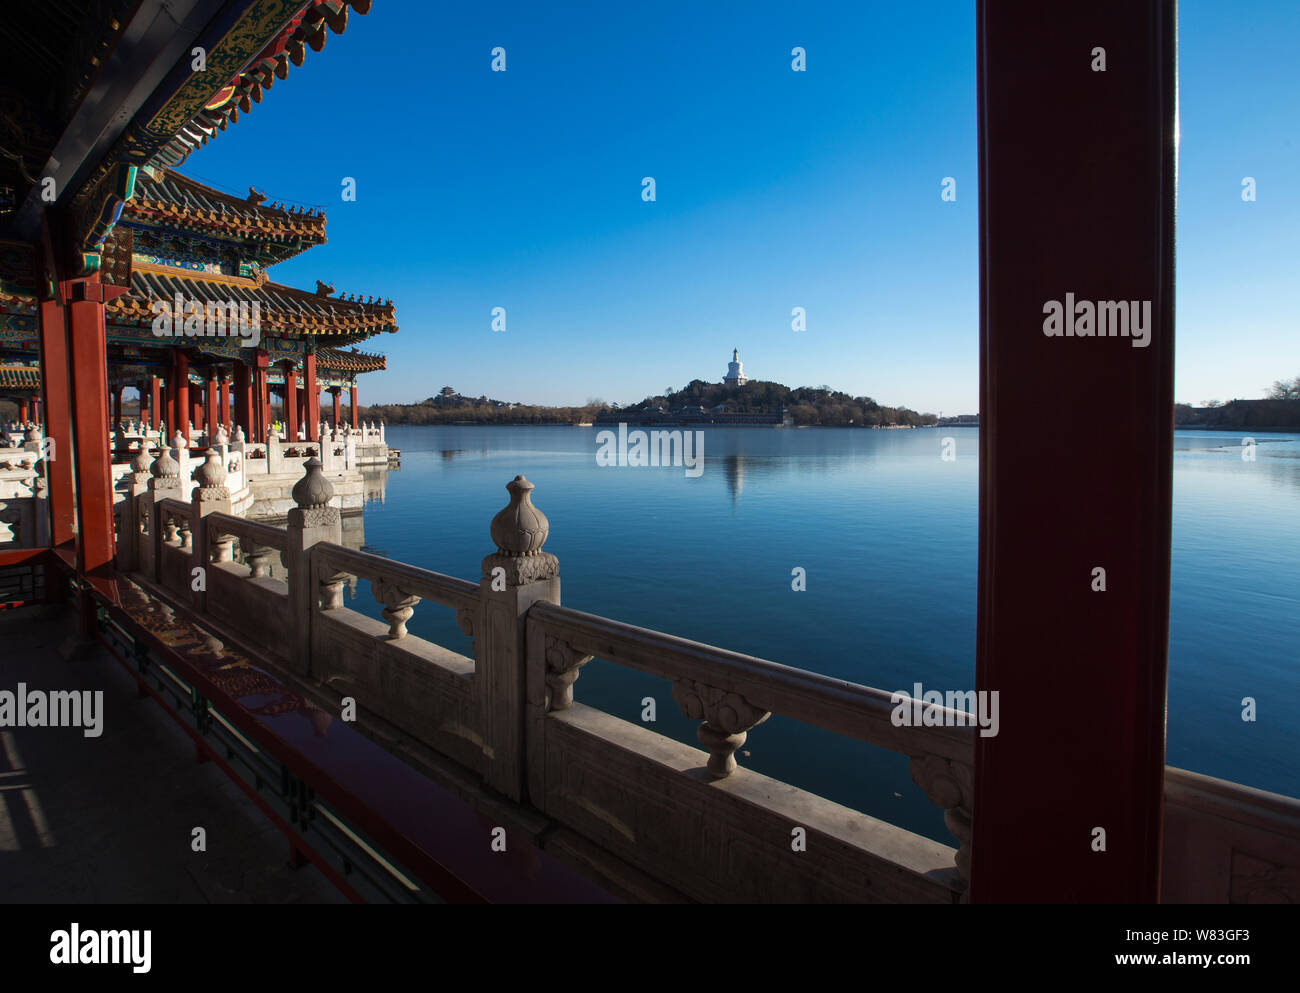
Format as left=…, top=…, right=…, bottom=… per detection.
left=625, top=380, right=937, bottom=426
left=1266, top=376, right=1300, bottom=401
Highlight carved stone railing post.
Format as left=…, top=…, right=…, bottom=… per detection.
left=671, top=678, right=771, bottom=779
left=146, top=447, right=182, bottom=584
left=909, top=754, right=973, bottom=897
left=267, top=424, right=283, bottom=474
left=191, top=448, right=233, bottom=612
left=483, top=474, right=560, bottom=803
left=117, top=446, right=154, bottom=572
left=287, top=457, right=342, bottom=677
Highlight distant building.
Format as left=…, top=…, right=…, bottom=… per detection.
left=723, top=348, right=748, bottom=387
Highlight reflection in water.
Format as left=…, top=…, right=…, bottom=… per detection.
left=722, top=455, right=744, bottom=507
left=348, top=424, right=1300, bottom=817
left=362, top=468, right=388, bottom=505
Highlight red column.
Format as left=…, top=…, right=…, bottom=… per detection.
left=112, top=386, right=122, bottom=432
left=31, top=396, right=40, bottom=424
left=350, top=383, right=358, bottom=429
left=38, top=295, right=76, bottom=548
left=254, top=349, right=269, bottom=439
left=205, top=370, right=218, bottom=442
left=150, top=376, right=161, bottom=432
left=234, top=360, right=251, bottom=439
left=219, top=371, right=231, bottom=432
left=283, top=361, right=298, bottom=443
left=66, top=279, right=123, bottom=615
left=173, top=351, right=189, bottom=443
left=18, top=399, right=28, bottom=423
left=331, top=388, right=341, bottom=428
left=304, top=351, right=319, bottom=442
left=971, top=0, right=1175, bottom=902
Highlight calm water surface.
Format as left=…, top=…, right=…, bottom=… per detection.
left=347, top=425, right=1300, bottom=843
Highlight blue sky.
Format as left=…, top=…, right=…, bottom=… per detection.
left=180, top=0, right=1300, bottom=413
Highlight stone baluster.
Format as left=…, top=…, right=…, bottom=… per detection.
left=244, top=542, right=273, bottom=578
left=543, top=636, right=591, bottom=711
left=319, top=565, right=347, bottom=610
left=671, top=678, right=771, bottom=779
left=371, top=577, right=419, bottom=637
left=909, top=755, right=973, bottom=896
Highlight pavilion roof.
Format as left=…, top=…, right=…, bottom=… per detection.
left=111, top=268, right=396, bottom=342
left=317, top=347, right=387, bottom=373
left=126, top=169, right=327, bottom=258
left=152, top=1, right=372, bottom=170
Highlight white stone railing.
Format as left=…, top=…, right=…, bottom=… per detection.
left=116, top=462, right=1300, bottom=903
left=119, top=463, right=970, bottom=902
left=524, top=599, right=974, bottom=895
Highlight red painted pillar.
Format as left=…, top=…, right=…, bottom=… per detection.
left=150, top=375, right=161, bottom=432
left=254, top=350, right=269, bottom=439
left=283, top=361, right=298, bottom=443
left=350, top=383, right=358, bottom=429
left=31, top=396, right=40, bottom=424
left=206, top=369, right=218, bottom=441
left=304, top=351, right=319, bottom=442
left=173, top=351, right=189, bottom=443
left=66, top=278, right=124, bottom=620
left=233, top=360, right=251, bottom=439
left=38, top=295, right=76, bottom=548
left=18, top=399, right=28, bottom=423
left=219, top=371, right=231, bottom=432
left=972, top=0, right=1176, bottom=902
left=331, top=388, right=341, bottom=428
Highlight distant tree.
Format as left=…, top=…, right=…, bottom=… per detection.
left=1202, top=399, right=1222, bottom=408
left=1266, top=376, right=1300, bottom=400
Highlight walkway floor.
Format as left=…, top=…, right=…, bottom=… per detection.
left=0, top=603, right=346, bottom=903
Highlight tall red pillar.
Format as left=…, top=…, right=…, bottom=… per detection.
left=283, top=361, right=298, bottom=444
left=37, top=292, right=76, bottom=548
left=304, top=351, right=319, bottom=442
left=233, top=361, right=251, bottom=439
left=65, top=278, right=125, bottom=618
left=350, top=383, right=358, bottom=429
left=150, top=375, right=161, bottom=432
left=173, top=351, right=189, bottom=443
left=31, top=396, right=40, bottom=424
left=331, top=388, right=341, bottom=428
left=972, top=0, right=1176, bottom=902
left=254, top=350, right=269, bottom=440
left=219, top=370, right=231, bottom=432
left=18, top=399, right=28, bottom=423
left=205, top=369, right=218, bottom=442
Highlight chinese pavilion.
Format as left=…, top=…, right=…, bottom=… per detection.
left=0, top=3, right=392, bottom=448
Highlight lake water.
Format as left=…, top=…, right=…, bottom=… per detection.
left=347, top=424, right=1300, bottom=845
